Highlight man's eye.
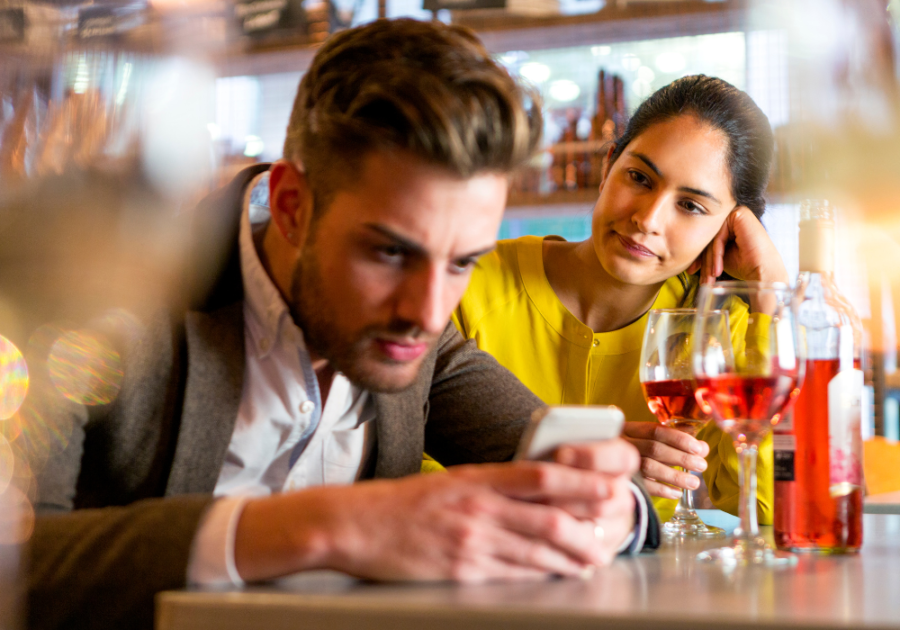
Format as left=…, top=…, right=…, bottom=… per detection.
left=450, top=258, right=477, bottom=274
left=377, top=245, right=406, bottom=262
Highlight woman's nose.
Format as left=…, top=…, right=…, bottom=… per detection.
left=631, top=194, right=666, bottom=234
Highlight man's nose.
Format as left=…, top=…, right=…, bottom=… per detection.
left=632, top=193, right=666, bottom=234
left=395, top=264, right=449, bottom=336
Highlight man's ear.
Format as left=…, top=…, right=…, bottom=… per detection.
left=268, top=159, right=313, bottom=248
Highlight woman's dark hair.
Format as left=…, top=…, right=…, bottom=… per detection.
left=608, top=75, right=774, bottom=219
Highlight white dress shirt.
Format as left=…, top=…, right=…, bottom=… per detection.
left=188, top=175, right=375, bottom=585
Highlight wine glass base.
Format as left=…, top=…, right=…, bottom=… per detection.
left=663, top=520, right=726, bottom=540
left=696, top=538, right=798, bottom=568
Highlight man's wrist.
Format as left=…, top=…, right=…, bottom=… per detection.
left=234, top=488, right=340, bottom=582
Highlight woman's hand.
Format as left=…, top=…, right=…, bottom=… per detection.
left=699, top=206, right=789, bottom=285
left=619, top=422, right=709, bottom=500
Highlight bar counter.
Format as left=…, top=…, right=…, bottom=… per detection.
left=157, top=514, right=900, bottom=630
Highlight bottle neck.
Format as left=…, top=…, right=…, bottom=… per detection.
left=798, top=219, right=835, bottom=274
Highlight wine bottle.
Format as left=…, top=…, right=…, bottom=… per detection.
left=774, top=199, right=864, bottom=553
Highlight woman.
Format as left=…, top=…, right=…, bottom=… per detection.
left=452, top=75, right=789, bottom=522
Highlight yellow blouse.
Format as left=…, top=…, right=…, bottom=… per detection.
left=452, top=235, right=773, bottom=524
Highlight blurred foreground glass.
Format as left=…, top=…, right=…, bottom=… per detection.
left=0, top=3, right=228, bottom=626
left=692, top=282, right=805, bottom=567
left=639, top=308, right=729, bottom=540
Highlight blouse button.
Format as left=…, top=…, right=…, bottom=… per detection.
left=299, top=400, right=315, bottom=414
left=592, top=339, right=600, bottom=348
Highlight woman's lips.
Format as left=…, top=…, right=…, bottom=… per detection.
left=376, top=339, right=429, bottom=362
left=616, top=234, right=657, bottom=258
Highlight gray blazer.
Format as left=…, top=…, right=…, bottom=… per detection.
left=25, top=166, right=658, bottom=630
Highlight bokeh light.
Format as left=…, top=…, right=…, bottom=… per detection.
left=48, top=331, right=123, bottom=406
left=0, top=436, right=12, bottom=495
left=27, top=324, right=68, bottom=358
left=0, top=486, right=34, bottom=545
left=9, top=454, right=36, bottom=504
left=0, top=336, right=28, bottom=421
left=13, top=405, right=73, bottom=473
left=0, top=414, right=22, bottom=444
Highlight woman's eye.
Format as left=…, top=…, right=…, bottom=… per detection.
left=680, top=200, right=707, bottom=215
left=628, top=170, right=651, bottom=187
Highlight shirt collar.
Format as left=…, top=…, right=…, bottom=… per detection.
left=239, top=173, right=294, bottom=359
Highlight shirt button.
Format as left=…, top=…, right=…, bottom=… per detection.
left=592, top=339, right=600, bottom=348
left=300, top=400, right=315, bottom=414
left=259, top=338, right=271, bottom=352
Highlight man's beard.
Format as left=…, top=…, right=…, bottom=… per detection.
left=288, top=245, right=437, bottom=393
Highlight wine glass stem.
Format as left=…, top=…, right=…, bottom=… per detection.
left=674, top=471, right=696, bottom=518
left=734, top=443, right=760, bottom=542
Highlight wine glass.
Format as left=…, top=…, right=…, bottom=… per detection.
left=692, top=282, right=805, bottom=567
left=640, top=308, right=730, bottom=539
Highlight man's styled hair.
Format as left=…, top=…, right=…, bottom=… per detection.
left=283, top=18, right=543, bottom=210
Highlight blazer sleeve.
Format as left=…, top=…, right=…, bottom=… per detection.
left=28, top=496, right=215, bottom=630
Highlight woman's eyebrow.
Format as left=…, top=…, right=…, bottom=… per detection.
left=629, top=151, right=721, bottom=205
left=630, top=151, right=663, bottom=178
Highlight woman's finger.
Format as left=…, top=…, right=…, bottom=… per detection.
left=621, top=422, right=710, bottom=458
left=712, top=218, right=730, bottom=280
left=625, top=437, right=707, bottom=473
left=641, top=477, right=684, bottom=500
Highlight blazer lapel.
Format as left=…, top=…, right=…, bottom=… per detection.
left=166, top=302, right=245, bottom=495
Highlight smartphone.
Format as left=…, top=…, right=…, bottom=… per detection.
left=514, top=405, right=625, bottom=461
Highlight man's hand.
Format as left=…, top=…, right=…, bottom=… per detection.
left=619, top=422, right=709, bottom=500
left=233, top=455, right=637, bottom=584
left=549, top=438, right=641, bottom=563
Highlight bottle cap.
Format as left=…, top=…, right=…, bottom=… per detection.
left=798, top=199, right=835, bottom=273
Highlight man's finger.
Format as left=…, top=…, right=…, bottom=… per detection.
left=553, top=438, right=640, bottom=475
left=556, top=478, right=636, bottom=522
left=451, top=462, right=614, bottom=503
left=479, top=498, right=606, bottom=567
left=542, top=475, right=635, bottom=521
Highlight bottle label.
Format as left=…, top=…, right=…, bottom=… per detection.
left=773, top=434, right=796, bottom=481
left=828, top=368, right=864, bottom=497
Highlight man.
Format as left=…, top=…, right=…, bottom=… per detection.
left=26, top=18, right=658, bottom=630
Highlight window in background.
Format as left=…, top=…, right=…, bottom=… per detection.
left=214, top=75, right=261, bottom=158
